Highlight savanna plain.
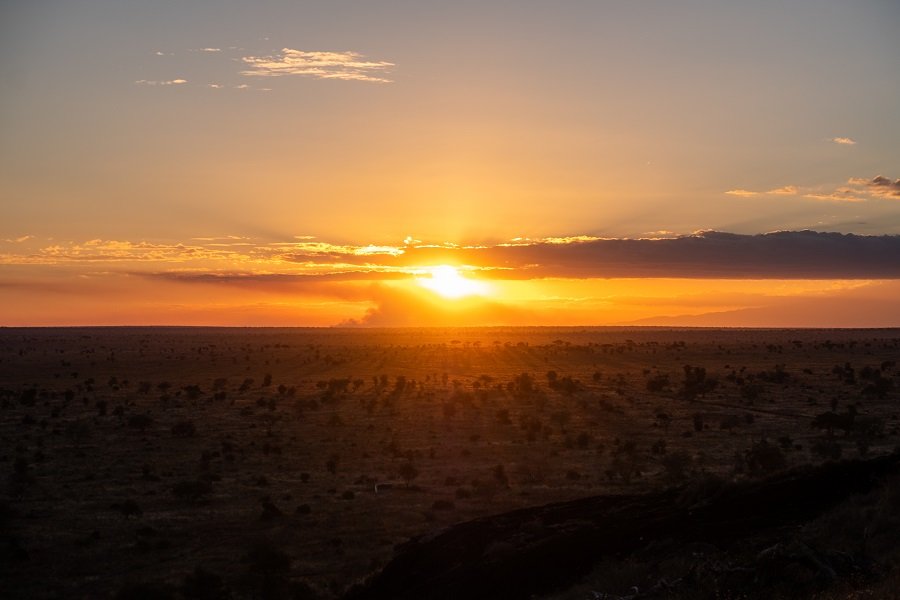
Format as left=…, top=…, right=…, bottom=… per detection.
left=2, top=327, right=899, bottom=599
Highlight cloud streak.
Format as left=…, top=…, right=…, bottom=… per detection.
left=241, top=49, right=394, bottom=82
left=388, top=231, right=900, bottom=280
left=4, top=232, right=898, bottom=281
left=727, top=175, right=899, bottom=203
left=135, top=78, right=187, bottom=86
left=849, top=175, right=900, bottom=199
left=767, top=185, right=798, bottom=196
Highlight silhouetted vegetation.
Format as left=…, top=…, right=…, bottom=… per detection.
left=1, top=327, right=898, bottom=599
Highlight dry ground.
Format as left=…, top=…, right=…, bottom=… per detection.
left=1, top=327, right=898, bottom=598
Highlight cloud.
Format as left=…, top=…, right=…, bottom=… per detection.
left=849, top=175, right=900, bottom=199
left=274, top=240, right=406, bottom=259
left=0, top=239, right=243, bottom=265
left=4, top=235, right=33, bottom=243
left=831, top=137, right=857, bottom=145
left=767, top=185, right=798, bottom=196
left=135, top=79, right=187, bottom=86
left=387, top=231, right=900, bottom=280
left=5, top=231, right=898, bottom=281
left=802, top=189, right=866, bottom=203
left=241, top=48, right=394, bottom=82
left=141, top=271, right=411, bottom=286
left=727, top=175, right=899, bottom=203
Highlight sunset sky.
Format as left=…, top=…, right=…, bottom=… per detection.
left=1, top=1, right=899, bottom=327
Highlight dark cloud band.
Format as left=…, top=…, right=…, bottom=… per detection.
left=391, top=231, right=900, bottom=279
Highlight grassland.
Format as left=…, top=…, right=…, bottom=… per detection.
left=1, top=327, right=898, bottom=598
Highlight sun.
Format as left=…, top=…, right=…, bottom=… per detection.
left=417, top=265, right=487, bottom=299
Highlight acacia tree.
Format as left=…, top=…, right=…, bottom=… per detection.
left=398, top=462, right=419, bottom=488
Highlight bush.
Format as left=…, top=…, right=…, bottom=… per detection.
left=171, top=420, right=196, bottom=437
left=398, top=462, right=419, bottom=487
left=745, top=439, right=787, bottom=476
left=113, top=499, right=143, bottom=518
left=646, top=373, right=670, bottom=393
left=128, top=414, right=154, bottom=432
left=811, top=438, right=843, bottom=461
left=182, top=567, right=229, bottom=600
left=243, top=541, right=291, bottom=577
left=172, top=480, right=213, bottom=502
left=660, top=450, right=693, bottom=484
left=115, top=581, right=175, bottom=600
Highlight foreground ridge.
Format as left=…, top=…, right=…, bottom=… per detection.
left=346, top=453, right=900, bottom=600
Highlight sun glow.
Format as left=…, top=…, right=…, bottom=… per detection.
left=417, top=265, right=488, bottom=299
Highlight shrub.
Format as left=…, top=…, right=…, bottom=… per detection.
left=646, top=373, right=670, bottom=393
left=172, top=480, right=213, bottom=502
left=243, top=541, right=291, bottom=577
left=811, top=438, right=843, bottom=461
left=113, top=499, right=143, bottom=518
left=660, top=450, right=693, bottom=484
left=128, top=414, right=154, bottom=432
left=181, top=566, right=229, bottom=600
left=398, top=462, right=419, bottom=487
left=259, top=499, right=284, bottom=520
left=745, top=439, right=787, bottom=476
left=115, top=581, right=175, bottom=600
left=171, top=420, right=196, bottom=437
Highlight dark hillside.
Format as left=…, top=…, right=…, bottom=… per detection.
left=347, top=453, right=900, bottom=600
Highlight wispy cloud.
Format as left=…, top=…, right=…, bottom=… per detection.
left=727, top=175, right=899, bottom=203
left=802, top=189, right=866, bottom=203
left=241, top=48, right=394, bottom=82
left=134, top=78, right=187, bottom=86
left=849, top=175, right=900, bottom=199
left=4, top=235, right=33, bottom=243
left=831, top=137, right=857, bottom=145
left=767, top=185, right=798, bottom=196
left=0, top=239, right=242, bottom=265
left=5, top=232, right=898, bottom=281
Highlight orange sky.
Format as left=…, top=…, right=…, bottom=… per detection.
left=1, top=232, right=898, bottom=327
left=1, top=2, right=899, bottom=326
